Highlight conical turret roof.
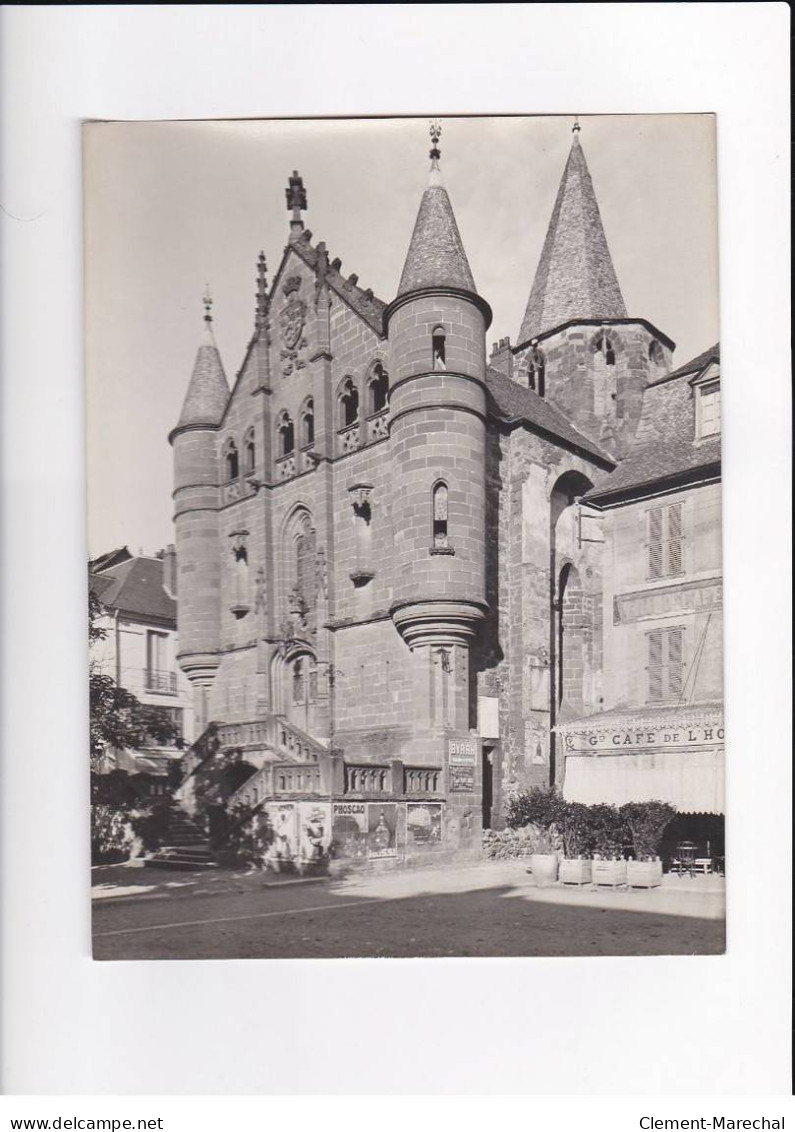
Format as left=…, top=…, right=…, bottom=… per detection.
left=518, top=132, right=626, bottom=344
left=397, top=164, right=477, bottom=298
left=176, top=312, right=230, bottom=431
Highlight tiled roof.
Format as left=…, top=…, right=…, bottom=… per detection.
left=585, top=344, right=721, bottom=503
left=397, top=180, right=477, bottom=297
left=289, top=236, right=388, bottom=335
left=90, top=546, right=132, bottom=573
left=89, top=556, right=176, bottom=625
left=486, top=367, right=615, bottom=465
left=175, top=326, right=230, bottom=430
left=518, top=134, right=627, bottom=344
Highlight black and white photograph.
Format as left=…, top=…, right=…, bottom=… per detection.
left=85, top=114, right=726, bottom=960
left=2, top=3, right=789, bottom=1107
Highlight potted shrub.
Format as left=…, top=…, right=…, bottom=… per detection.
left=528, top=825, right=562, bottom=886
left=505, top=786, right=564, bottom=832
left=621, top=801, right=676, bottom=888
left=558, top=801, right=594, bottom=885
left=589, top=803, right=629, bottom=887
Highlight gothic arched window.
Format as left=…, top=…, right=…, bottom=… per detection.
left=339, top=378, right=359, bottom=428
left=593, top=330, right=616, bottom=366
left=277, top=412, right=294, bottom=458
left=528, top=346, right=546, bottom=397
left=432, top=481, right=449, bottom=549
left=223, top=439, right=239, bottom=481
left=368, top=362, right=389, bottom=415
left=243, top=428, right=256, bottom=474
left=292, top=657, right=305, bottom=705
left=301, top=399, right=315, bottom=447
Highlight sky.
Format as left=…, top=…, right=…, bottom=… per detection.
left=84, top=114, right=719, bottom=559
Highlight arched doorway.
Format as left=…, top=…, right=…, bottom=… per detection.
left=272, top=648, right=318, bottom=735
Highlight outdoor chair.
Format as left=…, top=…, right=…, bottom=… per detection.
left=671, top=841, right=698, bottom=877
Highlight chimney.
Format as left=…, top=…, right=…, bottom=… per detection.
left=162, top=544, right=178, bottom=598
left=489, top=336, right=514, bottom=381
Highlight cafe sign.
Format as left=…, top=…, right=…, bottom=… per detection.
left=563, top=722, right=725, bottom=755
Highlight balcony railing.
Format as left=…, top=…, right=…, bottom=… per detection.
left=345, top=764, right=392, bottom=794
left=404, top=767, right=442, bottom=794
left=144, top=669, right=177, bottom=695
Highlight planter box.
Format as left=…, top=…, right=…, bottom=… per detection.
left=626, top=859, right=663, bottom=888
left=592, top=858, right=627, bottom=888
left=559, top=858, right=592, bottom=886
left=529, top=853, right=559, bottom=886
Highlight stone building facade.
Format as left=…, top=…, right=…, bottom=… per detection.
left=90, top=547, right=195, bottom=784
left=169, top=124, right=723, bottom=866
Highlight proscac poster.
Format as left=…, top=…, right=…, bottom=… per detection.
left=331, top=801, right=367, bottom=859
left=367, top=803, right=398, bottom=859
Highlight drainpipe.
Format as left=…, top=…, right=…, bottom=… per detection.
left=114, top=610, right=121, bottom=687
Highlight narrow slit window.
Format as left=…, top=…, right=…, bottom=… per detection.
left=528, top=347, right=546, bottom=397
left=340, top=378, right=359, bottom=428
left=278, top=414, right=294, bottom=458
left=594, top=331, right=616, bottom=366
left=244, top=430, right=256, bottom=473
left=302, top=400, right=315, bottom=447
left=224, top=440, right=239, bottom=481
left=432, top=482, right=449, bottom=548
left=369, top=363, right=389, bottom=414
left=432, top=327, right=446, bottom=370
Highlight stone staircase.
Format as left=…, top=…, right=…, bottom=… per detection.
left=144, top=806, right=217, bottom=870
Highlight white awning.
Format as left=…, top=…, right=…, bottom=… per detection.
left=563, top=748, right=724, bottom=814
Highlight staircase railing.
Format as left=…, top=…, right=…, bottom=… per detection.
left=217, top=714, right=326, bottom=763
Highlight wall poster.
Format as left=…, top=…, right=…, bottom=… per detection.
left=331, top=801, right=368, bottom=860
left=449, top=765, right=475, bottom=793
left=264, top=801, right=298, bottom=866
left=298, top=802, right=332, bottom=867
left=366, top=803, right=398, bottom=859
left=406, top=802, right=443, bottom=850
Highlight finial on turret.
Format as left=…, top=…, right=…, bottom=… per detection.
left=286, top=170, right=307, bottom=240
left=202, top=285, right=213, bottom=323
left=572, top=115, right=581, bottom=134
left=255, top=252, right=268, bottom=330
left=429, top=119, right=442, bottom=164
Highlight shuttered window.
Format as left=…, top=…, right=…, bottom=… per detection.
left=647, top=503, right=685, bottom=579
left=667, top=628, right=683, bottom=698
left=698, top=380, right=721, bottom=437
left=667, top=503, right=683, bottom=575
left=647, top=629, right=664, bottom=702
left=647, top=626, right=685, bottom=703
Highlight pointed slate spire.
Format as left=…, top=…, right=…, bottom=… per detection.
left=518, top=123, right=627, bottom=343
left=176, top=288, right=230, bottom=429
left=397, top=122, right=477, bottom=297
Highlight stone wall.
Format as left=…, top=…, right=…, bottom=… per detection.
left=513, top=321, right=672, bottom=458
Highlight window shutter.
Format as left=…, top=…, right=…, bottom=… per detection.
left=648, top=507, right=663, bottom=579
left=647, top=630, right=663, bottom=702
left=667, top=628, right=683, bottom=699
left=666, top=503, right=683, bottom=575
